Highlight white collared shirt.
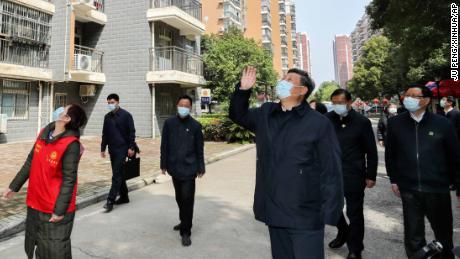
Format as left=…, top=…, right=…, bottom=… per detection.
left=444, top=107, right=454, bottom=114
left=410, top=111, right=425, bottom=123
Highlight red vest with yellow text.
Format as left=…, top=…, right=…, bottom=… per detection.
left=27, top=134, right=79, bottom=214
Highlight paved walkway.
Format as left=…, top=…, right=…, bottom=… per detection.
left=0, top=136, right=243, bottom=237
left=1, top=148, right=458, bottom=258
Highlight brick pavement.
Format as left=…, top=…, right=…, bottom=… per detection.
left=0, top=136, right=242, bottom=224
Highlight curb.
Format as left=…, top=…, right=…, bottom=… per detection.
left=0, top=144, right=255, bottom=241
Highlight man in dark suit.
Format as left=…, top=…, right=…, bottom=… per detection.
left=160, top=95, right=205, bottom=247
left=101, top=93, right=137, bottom=212
left=230, top=67, right=343, bottom=259
left=325, top=89, right=378, bottom=259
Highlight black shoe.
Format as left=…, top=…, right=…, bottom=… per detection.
left=181, top=234, right=192, bottom=247
left=346, top=252, right=362, bottom=259
left=328, top=232, right=348, bottom=249
left=103, top=201, right=114, bottom=212
left=173, top=224, right=181, bottom=231
left=115, top=196, right=130, bottom=205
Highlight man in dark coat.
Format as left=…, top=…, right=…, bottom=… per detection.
left=230, top=67, right=343, bottom=259
left=441, top=96, right=460, bottom=138
left=325, top=89, right=378, bottom=259
left=160, top=95, right=205, bottom=247
left=386, top=85, right=460, bottom=259
left=101, top=93, right=137, bottom=212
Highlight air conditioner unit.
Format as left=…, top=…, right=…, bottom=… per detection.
left=0, top=114, right=8, bottom=134
left=219, top=27, right=225, bottom=33
left=75, top=54, right=92, bottom=71
left=79, top=85, right=96, bottom=97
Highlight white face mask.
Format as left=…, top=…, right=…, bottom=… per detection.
left=388, top=107, right=397, bottom=114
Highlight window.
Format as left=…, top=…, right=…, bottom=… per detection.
left=54, top=93, right=67, bottom=110
left=0, top=80, right=30, bottom=120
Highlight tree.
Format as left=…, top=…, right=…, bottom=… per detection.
left=367, top=0, right=451, bottom=83
left=348, top=35, right=392, bottom=100
left=202, top=27, right=278, bottom=102
left=313, top=81, right=340, bottom=102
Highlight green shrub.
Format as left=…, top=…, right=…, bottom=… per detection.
left=197, top=114, right=255, bottom=144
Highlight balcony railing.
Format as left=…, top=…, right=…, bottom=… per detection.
left=0, top=38, right=49, bottom=68
left=150, top=46, right=203, bottom=76
left=73, top=44, right=103, bottom=73
left=0, top=1, right=52, bottom=44
left=151, top=0, right=202, bottom=21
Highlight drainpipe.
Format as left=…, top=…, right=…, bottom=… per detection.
left=64, top=0, right=72, bottom=81
left=49, top=82, right=54, bottom=122
left=37, top=81, right=43, bottom=133
left=152, top=84, right=156, bottom=139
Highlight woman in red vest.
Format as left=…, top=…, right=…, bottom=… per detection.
left=2, top=104, right=87, bottom=259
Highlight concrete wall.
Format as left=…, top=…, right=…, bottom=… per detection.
left=82, top=0, right=153, bottom=137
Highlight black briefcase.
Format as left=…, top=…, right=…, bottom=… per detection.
left=123, top=155, right=140, bottom=180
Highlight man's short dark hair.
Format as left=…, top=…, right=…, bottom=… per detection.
left=177, top=95, right=193, bottom=106
left=446, top=96, right=456, bottom=107
left=330, top=88, right=352, bottom=101
left=287, top=68, right=315, bottom=100
left=405, top=84, right=432, bottom=98
left=107, top=93, right=119, bottom=102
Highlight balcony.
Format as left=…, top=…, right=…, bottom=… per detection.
left=219, top=0, right=241, bottom=10
left=8, top=0, right=55, bottom=14
left=147, top=46, right=205, bottom=86
left=147, top=0, right=204, bottom=38
left=72, top=0, right=107, bottom=25
left=0, top=38, right=52, bottom=81
left=0, top=3, right=52, bottom=45
left=69, top=44, right=105, bottom=84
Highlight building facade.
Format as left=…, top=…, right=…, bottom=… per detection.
left=0, top=0, right=206, bottom=143
left=202, top=0, right=298, bottom=78
left=297, top=32, right=311, bottom=74
left=333, top=34, right=353, bottom=89
left=350, top=13, right=380, bottom=64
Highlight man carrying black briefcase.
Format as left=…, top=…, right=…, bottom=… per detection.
left=101, top=93, right=138, bottom=213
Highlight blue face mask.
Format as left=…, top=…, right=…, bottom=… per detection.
left=53, top=107, right=65, bottom=122
left=107, top=104, right=117, bottom=112
left=276, top=80, right=293, bottom=100
left=178, top=107, right=191, bottom=118
left=403, top=97, right=420, bottom=112
left=333, top=104, right=348, bottom=116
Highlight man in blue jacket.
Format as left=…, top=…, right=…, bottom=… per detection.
left=230, top=67, right=343, bottom=259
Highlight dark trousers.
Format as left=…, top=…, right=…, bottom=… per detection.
left=400, top=190, right=454, bottom=259
left=268, top=226, right=325, bottom=259
left=172, top=178, right=196, bottom=236
left=107, top=152, right=128, bottom=202
left=336, top=190, right=365, bottom=254
left=25, top=207, right=75, bottom=259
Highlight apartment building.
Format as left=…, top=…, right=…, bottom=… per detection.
left=350, top=13, right=380, bottom=64
left=202, top=0, right=298, bottom=78
left=0, top=0, right=206, bottom=143
left=202, top=0, right=245, bottom=34
left=0, top=0, right=54, bottom=142
left=297, top=32, right=311, bottom=74
left=333, top=34, right=353, bottom=89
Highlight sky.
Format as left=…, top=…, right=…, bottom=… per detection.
left=295, top=0, right=372, bottom=85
